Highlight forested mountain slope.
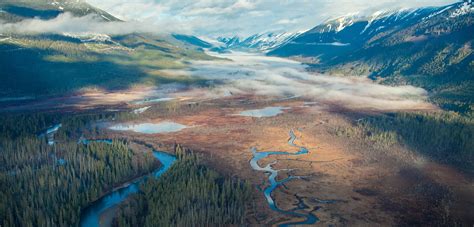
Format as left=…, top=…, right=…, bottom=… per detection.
left=0, top=0, right=214, bottom=99
left=0, top=0, right=119, bottom=22
left=270, top=1, right=474, bottom=112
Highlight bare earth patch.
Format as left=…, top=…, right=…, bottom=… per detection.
left=3, top=90, right=470, bottom=225
left=96, top=96, right=473, bottom=226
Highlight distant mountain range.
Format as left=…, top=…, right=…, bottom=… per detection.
left=270, top=2, right=473, bottom=61
left=269, top=1, right=474, bottom=112
left=215, top=32, right=303, bottom=53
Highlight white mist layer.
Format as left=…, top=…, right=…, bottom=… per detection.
left=175, top=52, right=434, bottom=111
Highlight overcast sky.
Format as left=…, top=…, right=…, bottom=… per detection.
left=86, top=0, right=459, bottom=37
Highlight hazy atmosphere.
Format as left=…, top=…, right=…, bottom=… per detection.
left=87, top=0, right=458, bottom=36
left=0, top=0, right=459, bottom=36
left=1, top=0, right=472, bottom=226
left=177, top=52, right=434, bottom=111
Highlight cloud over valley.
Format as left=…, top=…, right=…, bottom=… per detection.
left=166, top=52, right=434, bottom=111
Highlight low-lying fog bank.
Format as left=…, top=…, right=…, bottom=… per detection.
left=1, top=51, right=435, bottom=112
left=175, top=51, right=434, bottom=111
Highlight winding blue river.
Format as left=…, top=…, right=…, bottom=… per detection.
left=39, top=124, right=62, bottom=145
left=250, top=130, right=318, bottom=226
left=80, top=151, right=176, bottom=227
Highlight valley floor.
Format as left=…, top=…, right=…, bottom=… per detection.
left=1, top=50, right=472, bottom=226
left=21, top=93, right=469, bottom=226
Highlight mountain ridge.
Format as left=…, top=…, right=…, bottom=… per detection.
left=0, top=0, right=120, bottom=22
left=215, top=31, right=304, bottom=52
left=269, top=1, right=474, bottom=113
left=0, top=1, right=215, bottom=99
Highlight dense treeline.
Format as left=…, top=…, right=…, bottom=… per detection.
left=362, top=112, right=473, bottom=169
left=338, top=112, right=473, bottom=172
left=270, top=2, right=474, bottom=112
left=0, top=113, right=157, bottom=227
left=114, top=145, right=252, bottom=226
left=0, top=32, right=213, bottom=98
left=0, top=111, right=141, bottom=141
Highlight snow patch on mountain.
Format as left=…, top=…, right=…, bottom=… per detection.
left=330, top=13, right=359, bottom=32
left=361, top=11, right=385, bottom=34
left=62, top=33, right=118, bottom=44
left=320, top=5, right=460, bottom=35
left=423, top=5, right=453, bottom=20
left=305, top=42, right=350, bottom=46
left=50, top=0, right=87, bottom=10
left=450, top=1, right=474, bottom=17
left=217, top=31, right=303, bottom=52
left=0, top=37, right=11, bottom=42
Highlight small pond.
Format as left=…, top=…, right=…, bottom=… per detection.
left=109, top=122, right=188, bottom=134
left=238, top=107, right=289, bottom=118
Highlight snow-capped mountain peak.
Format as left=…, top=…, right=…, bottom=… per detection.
left=217, top=31, right=304, bottom=52
left=450, top=0, right=474, bottom=17
left=315, top=3, right=467, bottom=35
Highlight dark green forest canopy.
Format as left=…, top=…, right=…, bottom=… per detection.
left=338, top=111, right=474, bottom=174
left=0, top=113, right=158, bottom=227
left=0, top=0, right=216, bottom=98
left=113, top=146, right=253, bottom=227
left=0, top=112, right=252, bottom=227
left=270, top=2, right=474, bottom=113
left=0, top=33, right=214, bottom=98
